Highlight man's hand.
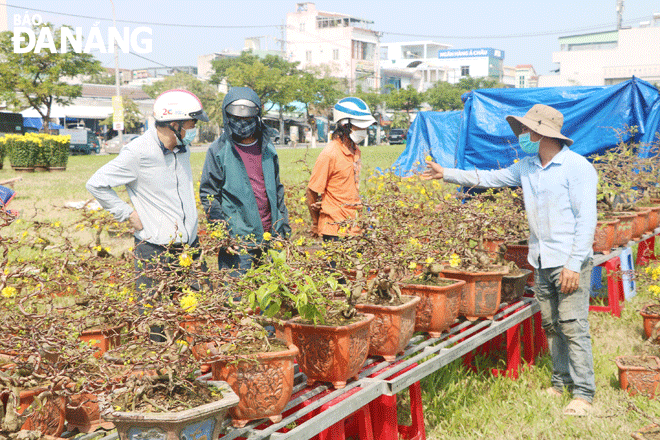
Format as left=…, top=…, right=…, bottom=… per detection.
left=129, top=210, right=143, bottom=232
left=309, top=200, right=322, bottom=212
left=559, top=268, right=580, bottom=294
left=421, top=160, right=444, bottom=180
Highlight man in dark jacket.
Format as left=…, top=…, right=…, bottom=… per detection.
left=199, top=87, right=290, bottom=273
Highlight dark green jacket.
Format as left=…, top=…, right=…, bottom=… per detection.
left=199, top=133, right=290, bottom=243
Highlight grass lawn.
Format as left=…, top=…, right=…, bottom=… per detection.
left=1, top=143, right=660, bottom=439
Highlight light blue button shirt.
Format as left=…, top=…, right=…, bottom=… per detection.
left=443, top=146, right=598, bottom=272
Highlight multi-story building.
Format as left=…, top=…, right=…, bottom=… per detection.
left=515, top=65, right=538, bottom=88
left=436, top=47, right=505, bottom=84
left=286, top=2, right=380, bottom=92
left=380, top=41, right=452, bottom=92
left=539, top=20, right=660, bottom=87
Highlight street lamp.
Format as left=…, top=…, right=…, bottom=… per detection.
left=110, top=0, right=122, bottom=149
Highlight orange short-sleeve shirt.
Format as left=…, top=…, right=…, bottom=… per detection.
left=307, top=139, right=362, bottom=236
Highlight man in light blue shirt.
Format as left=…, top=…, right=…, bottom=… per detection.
left=423, top=104, right=597, bottom=415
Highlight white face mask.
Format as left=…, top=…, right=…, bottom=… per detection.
left=349, top=128, right=367, bottom=144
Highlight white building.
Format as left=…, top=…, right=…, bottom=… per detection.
left=435, top=47, right=505, bottom=84
left=515, top=65, right=538, bottom=88
left=539, top=23, right=660, bottom=87
left=286, top=2, right=380, bottom=92
left=380, top=41, right=452, bottom=92
left=197, top=51, right=241, bottom=82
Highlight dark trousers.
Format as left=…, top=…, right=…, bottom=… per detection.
left=134, top=238, right=204, bottom=341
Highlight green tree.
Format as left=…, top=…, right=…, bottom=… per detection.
left=386, top=85, right=422, bottom=128
left=142, top=72, right=224, bottom=138
left=0, top=25, right=102, bottom=131
left=100, top=98, right=142, bottom=132
left=292, top=71, right=342, bottom=147
left=456, top=76, right=505, bottom=92
left=425, top=81, right=464, bottom=111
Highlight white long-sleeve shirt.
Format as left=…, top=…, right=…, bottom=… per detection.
left=444, top=146, right=598, bottom=272
left=86, top=128, right=198, bottom=246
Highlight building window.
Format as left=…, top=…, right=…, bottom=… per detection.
left=519, top=76, right=526, bottom=87
left=306, top=51, right=312, bottom=62
left=461, top=66, right=470, bottom=76
left=333, top=49, right=339, bottom=60
left=299, top=23, right=305, bottom=32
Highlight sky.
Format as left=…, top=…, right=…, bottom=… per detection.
left=6, top=0, right=660, bottom=77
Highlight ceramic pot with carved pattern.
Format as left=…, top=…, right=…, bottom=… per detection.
left=210, top=343, right=299, bottom=428
left=398, top=279, right=465, bottom=337
left=440, top=266, right=509, bottom=321
left=284, top=313, right=374, bottom=389
left=354, top=295, right=420, bottom=361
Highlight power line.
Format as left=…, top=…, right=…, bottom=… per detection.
left=3, top=2, right=282, bottom=29
left=5, top=2, right=653, bottom=40
left=381, top=16, right=652, bottom=40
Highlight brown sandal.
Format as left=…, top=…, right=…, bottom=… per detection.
left=563, top=397, right=592, bottom=416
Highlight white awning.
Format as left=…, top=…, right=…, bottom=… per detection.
left=21, top=103, right=113, bottom=119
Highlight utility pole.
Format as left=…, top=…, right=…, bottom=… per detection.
left=616, top=0, right=625, bottom=30
left=110, top=0, right=123, bottom=149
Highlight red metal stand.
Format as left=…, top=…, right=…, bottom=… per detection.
left=637, top=236, right=657, bottom=266
left=368, top=362, right=425, bottom=440
left=589, top=257, right=624, bottom=317
left=462, top=305, right=544, bottom=379
left=279, top=387, right=374, bottom=440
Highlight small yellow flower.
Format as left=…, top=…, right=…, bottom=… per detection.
left=263, top=232, right=272, bottom=241
left=425, top=257, right=435, bottom=264
left=299, top=196, right=307, bottom=203
left=1, top=287, right=17, bottom=298
left=425, top=155, right=433, bottom=162
left=179, top=292, right=199, bottom=312
left=179, top=253, right=193, bottom=267
left=274, top=241, right=283, bottom=249
left=449, top=253, right=461, bottom=268
left=514, top=159, right=519, bottom=163
left=409, top=262, right=418, bottom=270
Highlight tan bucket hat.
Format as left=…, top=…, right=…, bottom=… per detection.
left=506, top=104, right=573, bottom=146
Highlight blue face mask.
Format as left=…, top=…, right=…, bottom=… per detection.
left=180, top=127, right=197, bottom=146
left=519, top=132, right=541, bottom=154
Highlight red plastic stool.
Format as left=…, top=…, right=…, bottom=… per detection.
left=637, top=236, right=657, bottom=266
left=589, top=257, right=624, bottom=317
left=368, top=362, right=425, bottom=440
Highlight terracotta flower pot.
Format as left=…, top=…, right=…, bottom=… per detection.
left=284, top=313, right=374, bottom=389
left=615, top=355, right=660, bottom=398
left=66, top=393, right=115, bottom=433
left=440, top=266, right=509, bottom=321
left=503, top=244, right=535, bottom=287
left=646, top=206, right=660, bottom=231
left=398, top=279, right=465, bottom=337
left=641, top=304, right=660, bottom=341
left=609, top=212, right=636, bottom=247
left=210, top=344, right=299, bottom=428
left=354, top=295, right=420, bottom=360
left=102, top=380, right=239, bottom=440
left=592, top=219, right=619, bottom=254
left=633, top=208, right=651, bottom=239
left=0, top=387, right=66, bottom=437
left=78, top=324, right=124, bottom=359
left=632, top=423, right=660, bottom=440
left=501, top=269, right=533, bottom=304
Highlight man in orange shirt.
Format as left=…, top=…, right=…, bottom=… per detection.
left=307, top=97, right=376, bottom=240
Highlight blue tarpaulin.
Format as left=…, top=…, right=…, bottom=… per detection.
left=23, top=117, right=65, bottom=131
left=393, top=77, right=660, bottom=175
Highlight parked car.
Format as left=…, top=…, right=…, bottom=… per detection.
left=105, top=133, right=140, bottom=154
left=387, top=128, right=406, bottom=145
left=271, top=128, right=291, bottom=145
